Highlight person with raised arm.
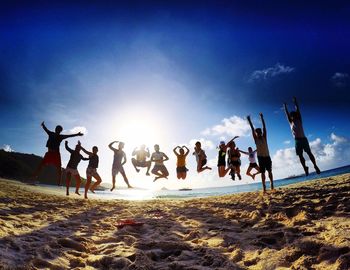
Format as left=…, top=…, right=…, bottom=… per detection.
left=284, top=97, right=321, bottom=176
left=151, top=144, right=169, bottom=182
left=131, top=144, right=152, bottom=176
left=109, top=141, right=132, bottom=191
left=32, top=121, right=83, bottom=185
left=64, top=140, right=89, bottom=196
left=247, top=113, right=274, bottom=192
left=217, top=136, right=239, bottom=178
left=80, top=144, right=102, bottom=199
left=239, top=147, right=260, bottom=180
left=173, top=145, right=190, bottom=179
left=193, top=141, right=212, bottom=173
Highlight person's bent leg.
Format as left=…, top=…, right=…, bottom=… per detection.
left=246, top=167, right=253, bottom=178
left=74, top=174, right=81, bottom=195
left=66, top=172, right=71, bottom=196
left=90, top=174, right=102, bottom=192
left=146, top=161, right=151, bottom=176
left=121, top=171, right=132, bottom=188
left=131, top=158, right=140, bottom=172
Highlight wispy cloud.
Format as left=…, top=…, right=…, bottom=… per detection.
left=2, top=144, right=13, bottom=152
left=283, top=140, right=291, bottom=145
left=201, top=115, right=250, bottom=138
left=331, top=72, right=349, bottom=88
left=249, top=63, right=295, bottom=82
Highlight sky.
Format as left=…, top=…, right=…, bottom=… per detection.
left=1, top=1, right=350, bottom=189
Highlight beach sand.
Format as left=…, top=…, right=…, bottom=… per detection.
left=0, top=174, right=350, bottom=270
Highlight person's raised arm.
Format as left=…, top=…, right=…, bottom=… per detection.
left=238, top=149, right=249, bottom=155
left=183, top=146, right=190, bottom=156
left=260, top=113, right=267, bottom=137
left=173, top=146, right=179, bottom=156
left=283, top=103, right=292, bottom=123
left=64, top=141, right=73, bottom=153
left=293, top=97, right=300, bottom=113
left=80, top=145, right=92, bottom=156
left=108, top=141, right=118, bottom=151
left=62, top=131, right=84, bottom=140
left=247, top=115, right=256, bottom=139
left=41, top=121, right=50, bottom=135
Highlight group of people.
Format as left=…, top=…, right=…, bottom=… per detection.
left=32, top=97, right=321, bottom=197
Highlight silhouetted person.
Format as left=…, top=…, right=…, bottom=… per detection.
left=32, top=121, right=83, bottom=185
left=239, top=147, right=260, bottom=180
left=151, top=144, right=169, bottom=182
left=173, top=145, right=190, bottom=179
left=247, top=113, right=274, bottom=192
left=227, top=141, right=242, bottom=180
left=131, top=145, right=151, bottom=175
left=64, top=140, right=89, bottom=196
left=284, top=97, right=321, bottom=176
left=217, top=137, right=239, bottom=178
left=193, top=141, right=212, bottom=173
left=109, top=141, right=132, bottom=191
left=81, top=145, right=102, bottom=199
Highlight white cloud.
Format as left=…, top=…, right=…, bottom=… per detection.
left=284, top=140, right=291, bottom=145
left=249, top=63, right=295, bottom=82
left=2, top=144, right=13, bottom=152
left=272, top=133, right=350, bottom=179
left=201, top=115, right=251, bottom=137
left=189, top=138, right=215, bottom=150
left=67, top=126, right=88, bottom=135
left=331, top=72, right=349, bottom=88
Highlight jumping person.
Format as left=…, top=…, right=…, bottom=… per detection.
left=64, top=140, right=89, bottom=196
left=81, top=145, right=102, bottom=199
left=217, top=136, right=239, bottom=178
left=32, top=121, right=83, bottom=185
left=239, top=147, right=260, bottom=180
left=109, top=141, right=132, bottom=191
left=173, top=145, right=190, bottom=179
left=284, top=97, right=321, bottom=176
left=151, top=144, right=169, bottom=182
left=193, top=141, right=212, bottom=173
left=247, top=113, right=274, bottom=192
left=131, top=145, right=151, bottom=176
left=227, top=141, right=242, bottom=180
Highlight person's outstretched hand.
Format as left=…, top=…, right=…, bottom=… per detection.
left=78, top=132, right=83, bottom=136
left=41, top=121, right=45, bottom=127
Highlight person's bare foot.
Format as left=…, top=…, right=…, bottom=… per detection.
left=84, top=195, right=88, bottom=199
left=128, top=185, right=133, bottom=188
left=66, top=192, right=69, bottom=196
left=305, top=166, right=309, bottom=176
left=75, top=191, right=81, bottom=195
left=252, top=174, right=255, bottom=180
left=110, top=186, right=115, bottom=192
left=315, top=166, right=321, bottom=174
left=146, top=172, right=150, bottom=176
left=90, top=188, right=95, bottom=194
left=136, top=168, right=140, bottom=173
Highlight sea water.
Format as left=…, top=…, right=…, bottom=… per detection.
left=73, top=165, right=350, bottom=200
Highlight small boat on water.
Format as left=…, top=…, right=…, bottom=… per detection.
left=179, top=188, right=192, bottom=191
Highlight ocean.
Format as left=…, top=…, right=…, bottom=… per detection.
left=72, top=165, right=350, bottom=200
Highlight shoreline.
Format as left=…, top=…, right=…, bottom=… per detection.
left=1, top=173, right=350, bottom=269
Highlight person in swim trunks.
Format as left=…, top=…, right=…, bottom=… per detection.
left=173, top=145, right=190, bottom=179
left=151, top=144, right=169, bottom=182
left=32, top=121, right=83, bottom=185
left=247, top=113, right=274, bottom=193
left=64, top=140, right=89, bottom=196
left=81, top=145, right=102, bottom=199
left=109, top=141, right=132, bottom=191
left=284, top=97, right=321, bottom=176
left=131, top=144, right=151, bottom=176
left=239, top=147, right=260, bottom=180
left=193, top=141, right=212, bottom=173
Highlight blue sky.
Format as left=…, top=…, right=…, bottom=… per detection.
left=1, top=1, right=350, bottom=189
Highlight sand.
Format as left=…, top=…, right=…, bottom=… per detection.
left=0, top=174, right=350, bottom=270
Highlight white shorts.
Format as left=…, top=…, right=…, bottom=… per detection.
left=86, top=167, right=99, bottom=178
left=112, top=165, right=125, bottom=176
left=66, top=167, right=79, bottom=176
